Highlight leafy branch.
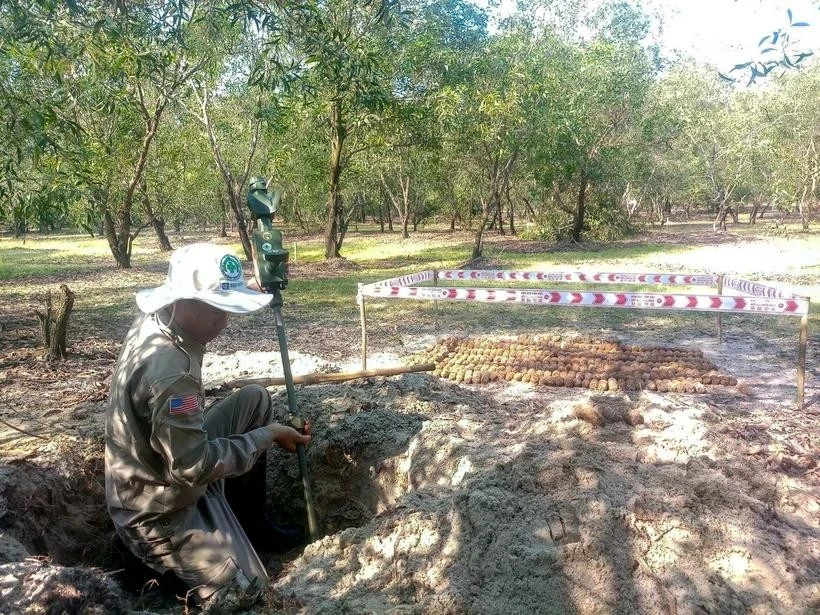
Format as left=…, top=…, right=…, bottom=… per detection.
left=719, top=8, right=815, bottom=86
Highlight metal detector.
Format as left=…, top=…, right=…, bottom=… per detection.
left=246, top=176, right=319, bottom=542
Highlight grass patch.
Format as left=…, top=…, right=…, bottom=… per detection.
left=0, top=245, right=110, bottom=279
left=290, top=232, right=472, bottom=269
left=0, top=236, right=162, bottom=280
left=487, top=243, right=697, bottom=270
left=2, top=227, right=817, bottom=347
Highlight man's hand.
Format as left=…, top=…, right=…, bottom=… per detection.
left=266, top=423, right=311, bottom=453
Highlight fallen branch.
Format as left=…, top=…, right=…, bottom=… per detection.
left=0, top=417, right=49, bottom=441
left=207, top=363, right=436, bottom=393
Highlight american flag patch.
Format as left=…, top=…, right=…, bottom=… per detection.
left=168, top=394, right=199, bottom=415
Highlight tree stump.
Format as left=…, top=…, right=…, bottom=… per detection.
left=36, top=284, right=75, bottom=360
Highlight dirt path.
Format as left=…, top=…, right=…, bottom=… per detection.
left=0, top=228, right=817, bottom=614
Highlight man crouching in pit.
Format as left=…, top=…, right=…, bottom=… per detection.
left=105, top=243, right=310, bottom=608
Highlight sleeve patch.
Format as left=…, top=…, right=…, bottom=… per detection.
left=168, top=394, right=200, bottom=415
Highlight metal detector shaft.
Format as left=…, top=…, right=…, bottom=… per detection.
left=271, top=288, right=319, bottom=541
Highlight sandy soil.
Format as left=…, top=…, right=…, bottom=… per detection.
left=0, top=229, right=818, bottom=614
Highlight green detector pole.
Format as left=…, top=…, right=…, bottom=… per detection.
left=247, top=176, right=319, bottom=542
left=270, top=287, right=318, bottom=541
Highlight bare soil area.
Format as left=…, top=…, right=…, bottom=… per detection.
left=0, top=228, right=818, bottom=614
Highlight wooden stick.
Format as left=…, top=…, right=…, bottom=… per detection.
left=716, top=275, right=724, bottom=344
left=0, top=417, right=49, bottom=440
left=797, top=312, right=808, bottom=409
left=433, top=269, right=439, bottom=331
left=358, top=284, right=368, bottom=371
left=210, top=363, right=436, bottom=392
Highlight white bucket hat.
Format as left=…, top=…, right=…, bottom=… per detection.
left=136, top=243, right=273, bottom=314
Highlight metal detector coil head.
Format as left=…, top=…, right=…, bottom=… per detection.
left=247, top=176, right=280, bottom=219
left=246, top=177, right=289, bottom=292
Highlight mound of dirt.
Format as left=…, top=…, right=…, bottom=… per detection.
left=289, top=257, right=362, bottom=280
left=0, top=439, right=112, bottom=567
left=0, top=559, right=129, bottom=615
left=263, top=375, right=819, bottom=614
left=572, top=395, right=645, bottom=426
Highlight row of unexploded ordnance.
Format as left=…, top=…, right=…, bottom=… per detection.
left=410, top=335, right=737, bottom=391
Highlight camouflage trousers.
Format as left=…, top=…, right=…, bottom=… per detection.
left=115, top=385, right=273, bottom=604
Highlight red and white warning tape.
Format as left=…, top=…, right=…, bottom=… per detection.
left=370, top=270, right=436, bottom=287
left=359, top=269, right=810, bottom=316
left=723, top=275, right=798, bottom=299
left=359, top=285, right=808, bottom=315
left=438, top=270, right=720, bottom=287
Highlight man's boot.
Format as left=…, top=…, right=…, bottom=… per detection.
left=225, top=452, right=305, bottom=552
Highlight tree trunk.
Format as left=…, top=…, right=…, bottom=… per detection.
left=220, top=189, right=228, bottom=237
left=141, top=178, right=172, bottom=251
left=334, top=194, right=356, bottom=255
left=749, top=197, right=764, bottom=224
left=219, top=180, right=252, bottom=261
left=197, top=84, right=256, bottom=260
left=471, top=198, right=489, bottom=260
left=711, top=186, right=736, bottom=232
left=400, top=179, right=411, bottom=239
left=103, top=209, right=131, bottom=268
left=522, top=197, right=536, bottom=222
left=401, top=212, right=410, bottom=238
left=472, top=192, right=498, bottom=260
left=227, top=187, right=253, bottom=259
left=473, top=150, right=517, bottom=256
left=381, top=174, right=412, bottom=239
left=151, top=216, right=172, bottom=251
left=506, top=182, right=516, bottom=235
left=797, top=185, right=812, bottom=231
left=106, top=97, right=166, bottom=268
left=291, top=191, right=309, bottom=231
left=325, top=100, right=345, bottom=259
left=35, top=284, right=75, bottom=360
left=713, top=207, right=729, bottom=231
left=570, top=170, right=588, bottom=243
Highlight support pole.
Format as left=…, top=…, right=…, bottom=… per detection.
left=433, top=269, right=439, bottom=330
left=272, top=288, right=319, bottom=542
left=358, top=284, right=367, bottom=371
left=716, top=275, right=724, bottom=344
left=797, top=312, right=808, bottom=409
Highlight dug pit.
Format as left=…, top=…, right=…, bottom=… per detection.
left=0, top=379, right=442, bottom=614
